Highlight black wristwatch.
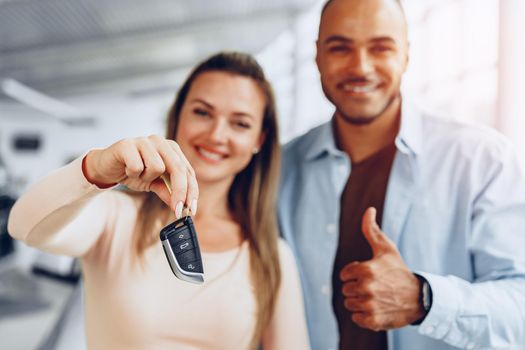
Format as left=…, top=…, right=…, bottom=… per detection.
left=412, top=273, right=433, bottom=325
left=421, top=277, right=432, bottom=312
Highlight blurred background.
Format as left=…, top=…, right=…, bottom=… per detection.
left=1, top=0, right=524, bottom=349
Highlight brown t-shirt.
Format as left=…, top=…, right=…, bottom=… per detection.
left=332, top=143, right=397, bottom=350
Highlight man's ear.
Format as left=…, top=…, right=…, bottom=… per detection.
left=315, top=40, right=321, bottom=72
left=403, top=41, right=410, bottom=73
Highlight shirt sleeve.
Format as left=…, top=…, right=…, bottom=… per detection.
left=262, top=239, right=311, bottom=350
left=415, top=140, right=525, bottom=349
left=7, top=155, right=120, bottom=257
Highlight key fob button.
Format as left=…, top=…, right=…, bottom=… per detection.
left=176, top=249, right=197, bottom=265
left=181, top=260, right=203, bottom=273
left=172, top=230, right=191, bottom=242
left=169, top=237, right=194, bottom=254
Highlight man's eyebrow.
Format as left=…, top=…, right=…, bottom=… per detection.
left=323, top=35, right=353, bottom=45
left=370, top=36, right=397, bottom=44
left=323, top=35, right=398, bottom=45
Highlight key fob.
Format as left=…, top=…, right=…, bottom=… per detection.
left=160, top=215, right=204, bottom=284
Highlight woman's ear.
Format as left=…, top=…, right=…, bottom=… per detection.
left=254, top=131, right=267, bottom=154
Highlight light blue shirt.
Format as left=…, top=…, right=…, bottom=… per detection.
left=278, top=102, right=525, bottom=350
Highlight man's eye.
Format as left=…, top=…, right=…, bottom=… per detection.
left=328, top=45, right=350, bottom=53
left=370, top=45, right=393, bottom=54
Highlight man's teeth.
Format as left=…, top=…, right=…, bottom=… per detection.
left=342, top=84, right=376, bottom=93
left=198, top=148, right=224, bottom=161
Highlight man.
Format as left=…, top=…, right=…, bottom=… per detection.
left=278, top=0, right=525, bottom=349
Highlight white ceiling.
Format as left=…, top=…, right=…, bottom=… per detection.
left=0, top=0, right=317, bottom=96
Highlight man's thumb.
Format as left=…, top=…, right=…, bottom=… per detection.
left=361, top=207, right=392, bottom=256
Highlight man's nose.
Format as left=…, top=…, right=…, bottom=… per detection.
left=348, top=49, right=374, bottom=76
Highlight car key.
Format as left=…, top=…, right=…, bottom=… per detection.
left=159, top=175, right=204, bottom=284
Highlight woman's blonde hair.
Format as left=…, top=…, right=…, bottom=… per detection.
left=133, top=51, right=281, bottom=349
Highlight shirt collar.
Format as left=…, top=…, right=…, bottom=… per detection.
left=304, top=118, right=345, bottom=161
left=396, top=98, right=423, bottom=155
left=303, top=97, right=424, bottom=161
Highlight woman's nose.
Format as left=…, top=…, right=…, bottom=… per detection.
left=208, top=119, right=228, bottom=144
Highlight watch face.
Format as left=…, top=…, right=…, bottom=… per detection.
left=422, top=280, right=432, bottom=311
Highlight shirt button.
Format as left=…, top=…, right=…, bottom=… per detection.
left=326, top=223, right=336, bottom=234
left=424, top=326, right=435, bottom=334
left=466, top=343, right=475, bottom=349
left=321, top=285, right=330, bottom=295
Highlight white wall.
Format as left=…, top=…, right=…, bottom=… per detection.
left=498, top=0, right=525, bottom=159
left=0, top=94, right=169, bottom=196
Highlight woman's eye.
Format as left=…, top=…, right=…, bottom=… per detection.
left=235, top=121, right=251, bottom=129
left=193, top=108, right=210, bottom=117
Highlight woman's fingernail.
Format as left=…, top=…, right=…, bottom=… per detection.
left=191, top=199, right=198, bottom=216
left=175, top=201, right=183, bottom=219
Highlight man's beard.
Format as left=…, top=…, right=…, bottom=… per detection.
left=337, top=93, right=399, bottom=125
left=321, top=81, right=400, bottom=126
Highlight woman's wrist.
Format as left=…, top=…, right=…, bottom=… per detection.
left=82, top=150, right=116, bottom=189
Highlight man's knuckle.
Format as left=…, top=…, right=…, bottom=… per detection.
left=362, top=264, right=374, bottom=276
left=369, top=315, right=381, bottom=329
left=361, top=280, right=373, bottom=295
left=359, top=300, right=369, bottom=311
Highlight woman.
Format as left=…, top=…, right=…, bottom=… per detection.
left=8, top=52, right=309, bottom=349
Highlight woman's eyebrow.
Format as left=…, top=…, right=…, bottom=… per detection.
left=190, top=98, right=215, bottom=110
left=232, top=111, right=255, bottom=120
left=191, top=98, right=255, bottom=119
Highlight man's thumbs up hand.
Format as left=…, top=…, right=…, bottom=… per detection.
left=340, top=207, right=426, bottom=331
left=361, top=207, right=397, bottom=257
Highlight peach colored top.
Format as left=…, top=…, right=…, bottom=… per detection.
left=8, top=157, right=310, bottom=350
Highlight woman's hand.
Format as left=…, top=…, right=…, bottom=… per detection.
left=83, top=135, right=198, bottom=218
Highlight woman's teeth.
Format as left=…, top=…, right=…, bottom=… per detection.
left=197, top=147, right=224, bottom=161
